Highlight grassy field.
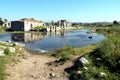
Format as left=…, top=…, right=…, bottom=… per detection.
left=0, top=42, right=25, bottom=80
left=66, top=27, right=120, bottom=80
left=0, top=26, right=8, bottom=33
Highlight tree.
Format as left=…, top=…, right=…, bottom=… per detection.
left=0, top=17, right=4, bottom=26
left=51, top=20, right=55, bottom=26
left=72, top=23, right=79, bottom=27
left=4, top=19, right=8, bottom=22
left=113, top=20, right=119, bottom=25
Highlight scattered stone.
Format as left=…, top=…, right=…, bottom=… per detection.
left=9, top=47, right=15, bottom=53
left=51, top=68, right=56, bottom=71
left=31, top=74, right=38, bottom=79
left=83, top=67, right=88, bottom=70
left=10, top=63, right=14, bottom=66
left=96, top=58, right=101, bottom=61
left=50, top=72, right=55, bottom=78
left=118, top=60, right=120, bottom=64
left=23, top=56, right=27, bottom=59
left=17, top=53, right=21, bottom=57
left=13, top=42, right=25, bottom=47
left=79, top=57, right=89, bottom=65
left=33, top=61, right=37, bottom=64
left=77, top=70, right=82, bottom=74
left=98, top=72, right=107, bottom=78
left=0, top=50, right=4, bottom=56
left=6, top=40, right=11, bottom=43
left=19, top=48, right=22, bottom=51
left=88, top=36, right=92, bottom=39
left=15, top=61, right=19, bottom=64
left=93, top=67, right=96, bottom=69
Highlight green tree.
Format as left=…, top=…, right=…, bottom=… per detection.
left=113, top=20, right=119, bottom=25
left=4, top=19, right=8, bottom=22
left=72, top=23, right=79, bottom=27
left=0, top=17, right=4, bottom=26
left=51, top=20, right=54, bottom=26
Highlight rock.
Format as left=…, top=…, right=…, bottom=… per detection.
left=93, top=67, right=96, bottom=69
left=98, top=72, right=107, bottom=78
left=51, top=68, right=56, bottom=71
left=50, top=72, right=55, bottom=77
left=23, top=56, right=27, bottom=59
left=31, top=74, right=38, bottom=79
left=10, top=63, right=14, bottom=66
left=118, top=60, right=120, bottom=64
left=6, top=40, right=11, bottom=43
left=9, top=47, right=15, bottom=53
left=13, top=42, right=25, bottom=46
left=88, top=36, right=92, bottom=39
left=19, top=48, right=22, bottom=51
left=79, top=57, right=89, bottom=65
left=13, top=42, right=19, bottom=46
left=96, top=58, right=101, bottom=61
left=33, top=61, right=37, bottom=64
left=77, top=70, right=82, bottom=74
left=0, top=50, right=4, bottom=56
left=83, top=67, right=88, bottom=70
left=17, top=53, right=21, bottom=57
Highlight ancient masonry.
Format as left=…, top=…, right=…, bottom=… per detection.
left=11, top=18, right=45, bottom=31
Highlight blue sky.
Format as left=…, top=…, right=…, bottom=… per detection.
left=1, top=0, right=120, bottom=22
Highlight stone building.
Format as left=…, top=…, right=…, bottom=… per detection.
left=11, top=18, right=45, bottom=31
left=58, top=20, right=71, bottom=28
left=2, top=22, right=11, bottom=28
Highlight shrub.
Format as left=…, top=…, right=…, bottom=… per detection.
left=60, top=51, right=73, bottom=61
left=4, top=48, right=10, bottom=55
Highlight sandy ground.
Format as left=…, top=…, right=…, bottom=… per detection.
left=6, top=49, right=73, bottom=80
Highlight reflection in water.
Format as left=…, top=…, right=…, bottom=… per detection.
left=11, top=31, right=66, bottom=43
left=11, top=33, right=44, bottom=43
left=0, top=29, right=105, bottom=53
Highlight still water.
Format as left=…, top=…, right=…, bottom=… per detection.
left=0, top=29, right=105, bottom=53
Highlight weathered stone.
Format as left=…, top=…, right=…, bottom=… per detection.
left=23, top=56, right=27, bottom=59
left=83, top=67, right=88, bottom=70
left=6, top=40, right=11, bottom=43
left=77, top=70, right=82, bottom=74
left=0, top=50, right=4, bottom=56
left=93, top=67, right=96, bottom=69
left=9, top=47, right=15, bottom=53
left=98, top=72, right=107, bottom=78
left=51, top=68, right=56, bottom=71
left=118, top=60, right=120, bottom=64
left=50, top=72, right=55, bottom=77
left=10, top=63, right=14, bottom=66
left=17, top=53, right=21, bottom=57
left=96, top=58, right=101, bottom=61
left=19, top=48, right=22, bottom=51
left=79, top=57, right=89, bottom=65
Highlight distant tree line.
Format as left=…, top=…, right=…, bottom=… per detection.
left=72, top=20, right=120, bottom=27
left=0, top=17, right=8, bottom=26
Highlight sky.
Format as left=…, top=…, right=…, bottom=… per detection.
left=0, top=0, right=120, bottom=22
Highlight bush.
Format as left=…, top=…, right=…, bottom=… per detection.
left=66, top=29, right=120, bottom=80
left=60, top=51, right=73, bottom=61
left=4, top=48, right=10, bottom=55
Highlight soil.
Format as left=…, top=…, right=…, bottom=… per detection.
left=6, top=49, right=73, bottom=80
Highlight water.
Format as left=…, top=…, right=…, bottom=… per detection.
left=0, top=29, right=105, bottom=53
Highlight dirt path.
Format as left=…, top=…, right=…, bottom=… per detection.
left=6, top=50, right=72, bottom=80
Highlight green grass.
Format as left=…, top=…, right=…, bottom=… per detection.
left=66, top=27, right=120, bottom=80
left=0, top=41, right=23, bottom=80
left=49, top=45, right=96, bottom=65
left=0, top=26, right=8, bottom=33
